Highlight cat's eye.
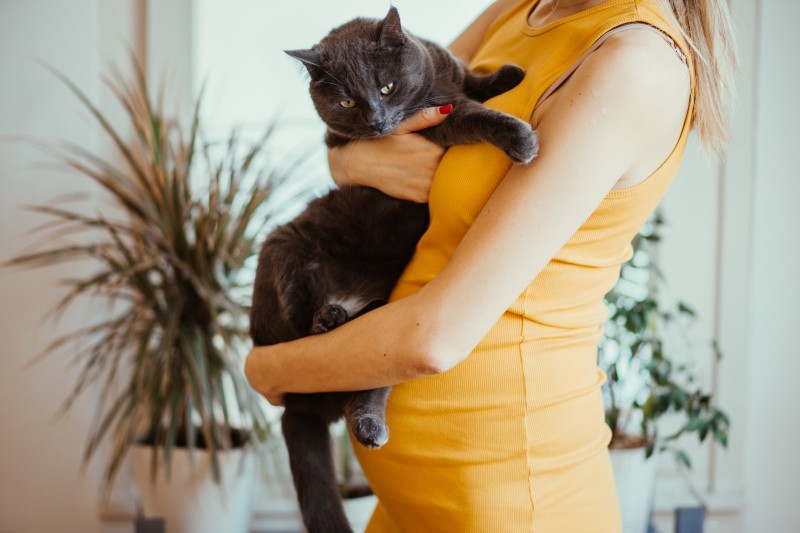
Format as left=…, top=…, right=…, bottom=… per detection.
left=340, top=99, right=356, bottom=108
left=380, top=82, right=395, bottom=95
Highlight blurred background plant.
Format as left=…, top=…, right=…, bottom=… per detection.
left=601, top=213, right=731, bottom=467
left=5, top=55, right=311, bottom=494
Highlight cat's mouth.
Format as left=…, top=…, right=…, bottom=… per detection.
left=363, top=130, right=393, bottom=138
left=328, top=125, right=397, bottom=140
left=365, top=118, right=406, bottom=137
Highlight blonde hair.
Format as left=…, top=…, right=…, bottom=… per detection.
left=655, top=0, right=738, bottom=156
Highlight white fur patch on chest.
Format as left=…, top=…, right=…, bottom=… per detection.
left=327, top=296, right=370, bottom=318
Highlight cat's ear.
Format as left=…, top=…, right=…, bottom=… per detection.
left=285, top=48, right=322, bottom=77
left=379, top=6, right=405, bottom=48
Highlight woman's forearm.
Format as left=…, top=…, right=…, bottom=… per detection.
left=244, top=291, right=452, bottom=399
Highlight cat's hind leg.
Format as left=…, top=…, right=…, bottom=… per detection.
left=310, top=304, right=348, bottom=334
left=251, top=229, right=327, bottom=343
left=344, top=387, right=391, bottom=449
left=463, top=64, right=526, bottom=102
left=311, top=296, right=385, bottom=334
left=282, top=409, right=353, bottom=533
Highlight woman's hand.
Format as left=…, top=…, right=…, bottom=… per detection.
left=327, top=106, right=452, bottom=203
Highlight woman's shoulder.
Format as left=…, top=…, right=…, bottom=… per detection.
left=596, top=27, right=690, bottom=91
left=536, top=25, right=690, bottom=120
left=591, top=28, right=692, bottom=182
left=531, top=26, right=692, bottom=186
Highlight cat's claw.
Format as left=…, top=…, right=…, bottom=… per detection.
left=352, top=415, right=389, bottom=449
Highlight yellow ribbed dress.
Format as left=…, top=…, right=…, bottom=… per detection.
left=353, top=1, right=695, bottom=531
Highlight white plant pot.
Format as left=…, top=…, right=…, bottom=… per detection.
left=131, top=444, right=256, bottom=533
left=610, top=446, right=658, bottom=533
left=344, top=494, right=378, bottom=533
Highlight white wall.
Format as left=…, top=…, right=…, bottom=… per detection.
left=741, top=0, right=800, bottom=530
left=0, top=1, right=139, bottom=532
left=654, top=1, right=800, bottom=531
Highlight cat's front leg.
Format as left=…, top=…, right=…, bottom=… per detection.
left=344, top=387, right=391, bottom=449
left=463, top=64, right=526, bottom=102
left=420, top=98, right=539, bottom=164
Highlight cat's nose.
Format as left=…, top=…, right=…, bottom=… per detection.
left=369, top=119, right=388, bottom=134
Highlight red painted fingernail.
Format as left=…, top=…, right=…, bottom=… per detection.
left=438, top=104, right=453, bottom=115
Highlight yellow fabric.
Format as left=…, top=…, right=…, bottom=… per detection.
left=354, top=1, right=695, bottom=531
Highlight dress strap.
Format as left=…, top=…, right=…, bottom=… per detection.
left=535, top=22, right=688, bottom=110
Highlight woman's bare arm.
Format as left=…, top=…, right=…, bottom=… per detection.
left=246, top=34, right=690, bottom=404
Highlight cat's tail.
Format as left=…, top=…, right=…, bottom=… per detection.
left=282, top=409, right=354, bottom=533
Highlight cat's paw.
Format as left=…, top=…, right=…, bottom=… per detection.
left=310, top=304, right=348, bottom=334
left=504, top=120, right=540, bottom=165
left=352, top=415, right=389, bottom=449
left=494, top=64, right=526, bottom=93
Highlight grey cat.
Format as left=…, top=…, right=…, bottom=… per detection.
left=250, top=7, right=538, bottom=532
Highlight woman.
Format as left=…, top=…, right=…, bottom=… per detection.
left=245, top=0, right=737, bottom=530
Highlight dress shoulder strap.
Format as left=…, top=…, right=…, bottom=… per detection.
left=536, top=22, right=688, bottom=109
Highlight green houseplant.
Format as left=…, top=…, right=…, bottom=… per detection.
left=6, top=58, right=306, bottom=530
left=600, top=213, right=730, bottom=531
left=602, top=213, right=730, bottom=460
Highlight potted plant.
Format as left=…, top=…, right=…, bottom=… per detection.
left=5, top=57, right=304, bottom=532
left=600, top=214, right=730, bottom=533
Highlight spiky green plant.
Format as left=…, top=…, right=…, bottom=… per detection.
left=5, top=58, right=309, bottom=493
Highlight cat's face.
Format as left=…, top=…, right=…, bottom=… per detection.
left=286, top=7, right=431, bottom=140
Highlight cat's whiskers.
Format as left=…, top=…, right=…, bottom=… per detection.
left=316, top=79, right=347, bottom=92
left=302, top=60, right=348, bottom=91
left=291, top=54, right=350, bottom=93
left=326, top=124, right=363, bottom=139
left=408, top=93, right=463, bottom=110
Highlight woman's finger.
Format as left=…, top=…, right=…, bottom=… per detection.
left=393, top=104, right=453, bottom=134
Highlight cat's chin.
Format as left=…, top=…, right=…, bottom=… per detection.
left=342, top=131, right=389, bottom=141
left=327, top=127, right=376, bottom=141
left=360, top=126, right=406, bottom=139
left=327, top=125, right=400, bottom=141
